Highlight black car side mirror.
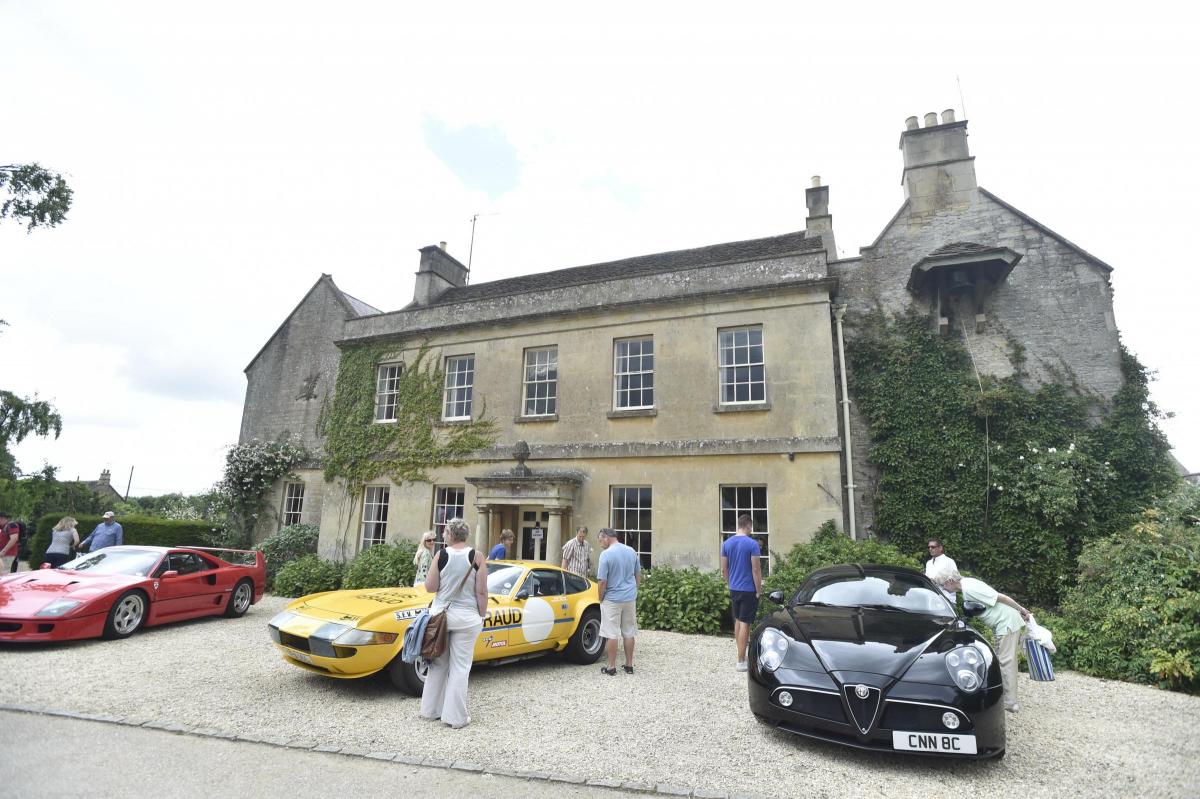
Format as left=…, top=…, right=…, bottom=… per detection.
left=767, top=590, right=785, bottom=605
left=516, top=589, right=529, bottom=601
left=961, top=600, right=985, bottom=618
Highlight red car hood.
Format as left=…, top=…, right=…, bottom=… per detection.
left=0, top=569, right=142, bottom=617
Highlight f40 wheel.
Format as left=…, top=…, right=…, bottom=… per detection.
left=224, top=579, right=254, bottom=618
left=103, top=590, right=147, bottom=639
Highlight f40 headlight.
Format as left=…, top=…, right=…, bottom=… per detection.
left=945, top=644, right=988, bottom=693
left=37, top=599, right=82, bottom=617
left=758, top=628, right=792, bottom=672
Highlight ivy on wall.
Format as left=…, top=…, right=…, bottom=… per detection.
left=319, top=343, right=498, bottom=496
left=848, top=309, right=1177, bottom=605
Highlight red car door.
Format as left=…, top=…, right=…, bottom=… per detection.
left=153, top=552, right=220, bottom=619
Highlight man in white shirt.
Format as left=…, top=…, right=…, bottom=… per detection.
left=925, top=538, right=957, bottom=601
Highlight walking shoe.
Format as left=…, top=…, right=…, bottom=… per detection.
left=1005, top=703, right=1020, bottom=714
left=601, top=666, right=617, bottom=676
left=736, top=661, right=748, bottom=672
left=448, top=716, right=471, bottom=729
left=622, top=664, right=634, bottom=674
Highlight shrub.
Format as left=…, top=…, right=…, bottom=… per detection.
left=254, top=523, right=320, bottom=589
left=341, top=540, right=418, bottom=589
left=30, top=513, right=224, bottom=566
left=637, top=565, right=730, bottom=634
left=762, top=520, right=921, bottom=602
left=273, top=555, right=344, bottom=598
left=1051, top=508, right=1200, bottom=693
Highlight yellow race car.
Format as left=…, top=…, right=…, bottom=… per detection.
left=267, top=560, right=603, bottom=694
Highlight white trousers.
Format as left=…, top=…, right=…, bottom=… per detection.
left=996, top=628, right=1023, bottom=708
left=419, top=611, right=483, bottom=727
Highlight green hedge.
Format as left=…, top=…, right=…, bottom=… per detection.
left=273, top=554, right=345, bottom=598
left=342, top=540, right=418, bottom=590
left=30, top=513, right=223, bottom=566
left=637, top=566, right=730, bottom=634
left=253, top=523, right=320, bottom=590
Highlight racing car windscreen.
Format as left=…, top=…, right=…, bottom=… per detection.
left=61, top=549, right=163, bottom=577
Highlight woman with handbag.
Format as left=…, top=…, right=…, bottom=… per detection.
left=419, top=517, right=487, bottom=729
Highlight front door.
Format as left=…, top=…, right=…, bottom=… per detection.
left=519, top=507, right=549, bottom=560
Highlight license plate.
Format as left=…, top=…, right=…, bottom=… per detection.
left=892, top=731, right=977, bottom=754
left=286, top=648, right=314, bottom=665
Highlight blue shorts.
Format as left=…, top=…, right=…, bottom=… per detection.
left=730, top=590, right=759, bottom=624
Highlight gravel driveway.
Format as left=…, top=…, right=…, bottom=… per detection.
left=2, top=595, right=1197, bottom=798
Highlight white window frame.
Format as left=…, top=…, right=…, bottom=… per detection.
left=610, top=486, right=652, bottom=570
left=719, top=484, right=771, bottom=574
left=442, top=355, right=475, bottom=421
left=522, top=346, right=558, bottom=417
left=718, top=326, right=766, bottom=405
left=613, top=336, right=655, bottom=410
left=361, top=485, right=390, bottom=549
left=432, top=486, right=465, bottom=544
left=281, top=482, right=305, bottom=527
left=374, top=363, right=403, bottom=422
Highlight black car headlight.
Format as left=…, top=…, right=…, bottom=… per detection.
left=945, top=644, right=988, bottom=692
left=758, top=628, right=792, bottom=672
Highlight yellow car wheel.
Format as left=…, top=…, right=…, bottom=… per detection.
left=387, top=654, right=428, bottom=696
left=564, top=607, right=604, bottom=664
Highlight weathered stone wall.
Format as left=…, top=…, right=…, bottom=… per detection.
left=239, top=277, right=354, bottom=453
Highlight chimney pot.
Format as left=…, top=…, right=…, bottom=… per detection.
left=924, top=112, right=939, bottom=127
left=905, top=116, right=919, bottom=131
left=941, top=108, right=956, bottom=124
left=439, top=241, right=447, bottom=250
left=811, top=175, right=821, bottom=188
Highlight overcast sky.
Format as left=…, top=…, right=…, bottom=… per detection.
left=3, top=1, right=1197, bottom=496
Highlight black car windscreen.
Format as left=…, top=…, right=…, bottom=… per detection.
left=797, top=573, right=955, bottom=618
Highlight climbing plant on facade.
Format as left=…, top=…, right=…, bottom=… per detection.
left=847, top=309, right=1176, bottom=606
left=216, top=434, right=309, bottom=546
left=320, top=343, right=498, bottom=495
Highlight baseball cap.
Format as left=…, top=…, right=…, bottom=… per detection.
left=102, top=511, right=115, bottom=519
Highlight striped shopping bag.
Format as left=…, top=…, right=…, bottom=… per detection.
left=1025, top=637, right=1055, bottom=681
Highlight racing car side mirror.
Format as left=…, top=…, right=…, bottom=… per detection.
left=515, top=589, right=530, bottom=601
left=161, top=570, right=179, bottom=579
left=961, top=600, right=986, bottom=618
left=767, top=590, right=785, bottom=605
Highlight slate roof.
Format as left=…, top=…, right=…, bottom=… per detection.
left=927, top=241, right=996, bottom=258
left=427, top=231, right=822, bottom=306
left=342, top=291, right=381, bottom=317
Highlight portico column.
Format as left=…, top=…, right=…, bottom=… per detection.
left=547, top=508, right=564, bottom=565
left=474, top=505, right=491, bottom=552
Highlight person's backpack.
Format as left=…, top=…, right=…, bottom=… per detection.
left=15, top=520, right=30, bottom=560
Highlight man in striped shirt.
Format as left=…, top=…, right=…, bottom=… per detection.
left=561, top=525, right=591, bottom=576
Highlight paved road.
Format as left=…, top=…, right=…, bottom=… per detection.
left=0, top=710, right=624, bottom=799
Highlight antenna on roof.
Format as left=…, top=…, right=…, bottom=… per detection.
left=957, top=74, right=968, bottom=120
left=467, top=212, right=499, bottom=283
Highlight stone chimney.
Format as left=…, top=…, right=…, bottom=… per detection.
left=899, top=109, right=977, bottom=215
left=98, top=469, right=111, bottom=486
left=805, top=175, right=838, bottom=261
left=412, top=242, right=470, bottom=306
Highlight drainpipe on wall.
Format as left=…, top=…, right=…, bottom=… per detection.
left=833, top=302, right=857, bottom=539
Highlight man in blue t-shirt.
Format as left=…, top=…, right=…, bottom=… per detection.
left=596, top=528, right=642, bottom=676
left=721, top=514, right=763, bottom=672
left=488, top=529, right=515, bottom=560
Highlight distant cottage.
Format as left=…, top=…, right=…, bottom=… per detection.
left=239, top=111, right=1123, bottom=570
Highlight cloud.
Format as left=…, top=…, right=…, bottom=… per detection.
left=423, top=117, right=521, bottom=198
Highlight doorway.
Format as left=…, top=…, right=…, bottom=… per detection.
left=519, top=506, right=549, bottom=560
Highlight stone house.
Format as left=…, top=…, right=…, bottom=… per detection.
left=239, top=111, right=1125, bottom=568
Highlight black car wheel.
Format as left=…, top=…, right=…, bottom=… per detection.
left=387, top=654, right=429, bottom=696
left=224, top=579, right=253, bottom=618
left=564, top=607, right=603, bottom=664
left=102, top=590, right=147, bottom=639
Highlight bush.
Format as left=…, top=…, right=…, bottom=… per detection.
left=273, top=555, right=345, bottom=598
left=637, top=565, right=730, bottom=634
left=762, top=520, right=921, bottom=602
left=341, top=540, right=418, bottom=589
left=254, top=523, right=320, bottom=589
left=30, top=513, right=224, bottom=566
left=1051, top=507, right=1200, bottom=693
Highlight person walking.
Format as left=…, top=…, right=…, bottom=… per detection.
left=79, top=512, right=123, bottom=552
left=412, top=531, right=436, bottom=587
left=561, top=525, right=591, bottom=576
left=0, top=512, right=17, bottom=574
left=45, top=517, right=80, bottom=568
left=420, top=518, right=487, bottom=729
left=931, top=564, right=1030, bottom=713
left=721, top=514, right=763, bottom=672
left=925, top=538, right=958, bottom=601
left=488, top=529, right=514, bottom=560
left=596, top=528, right=641, bottom=675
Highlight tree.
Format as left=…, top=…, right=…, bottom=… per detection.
left=0, top=391, right=63, bottom=479
left=0, top=163, right=74, bottom=230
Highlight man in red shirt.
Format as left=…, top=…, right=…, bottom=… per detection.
left=0, top=512, right=18, bottom=573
